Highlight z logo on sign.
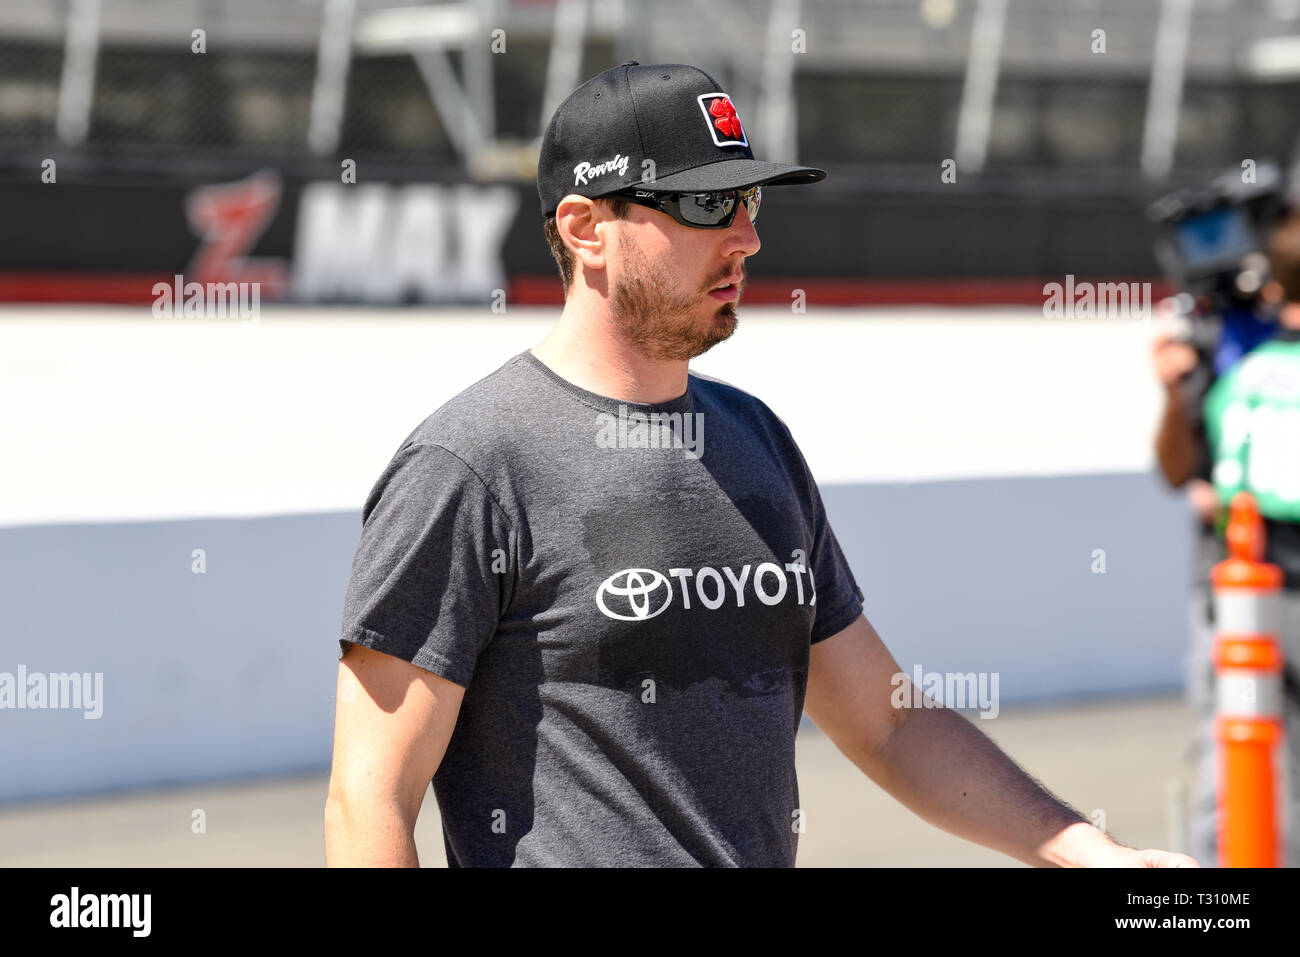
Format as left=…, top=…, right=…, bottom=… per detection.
left=184, top=170, right=289, bottom=296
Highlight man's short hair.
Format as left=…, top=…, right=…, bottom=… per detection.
left=543, top=196, right=632, bottom=297
left=1270, top=209, right=1300, bottom=304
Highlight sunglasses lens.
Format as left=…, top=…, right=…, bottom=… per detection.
left=678, top=192, right=734, bottom=226
left=626, top=187, right=762, bottom=228
left=674, top=187, right=762, bottom=227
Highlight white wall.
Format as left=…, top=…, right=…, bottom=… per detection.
left=0, top=306, right=1195, bottom=802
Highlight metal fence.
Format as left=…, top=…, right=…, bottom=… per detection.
left=0, top=0, right=1297, bottom=179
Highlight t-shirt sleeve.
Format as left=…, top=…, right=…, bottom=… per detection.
left=805, top=475, right=866, bottom=644
left=337, top=441, right=515, bottom=687
left=761, top=408, right=866, bottom=643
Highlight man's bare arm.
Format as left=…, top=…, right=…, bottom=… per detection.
left=324, top=644, right=466, bottom=867
left=1155, top=382, right=1201, bottom=487
left=804, top=614, right=1196, bottom=866
left=1152, top=331, right=1201, bottom=488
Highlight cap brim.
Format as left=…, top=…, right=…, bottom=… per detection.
left=633, top=159, right=826, bottom=193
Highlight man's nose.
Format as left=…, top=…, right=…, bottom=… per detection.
left=726, top=201, right=761, bottom=257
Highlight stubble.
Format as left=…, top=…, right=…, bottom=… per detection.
left=609, top=231, right=740, bottom=361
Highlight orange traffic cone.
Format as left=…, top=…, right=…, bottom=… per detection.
left=1211, top=492, right=1285, bottom=867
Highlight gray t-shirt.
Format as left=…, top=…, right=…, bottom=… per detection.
left=337, top=350, right=865, bottom=866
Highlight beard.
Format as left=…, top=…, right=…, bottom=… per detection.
left=608, top=231, right=740, bottom=362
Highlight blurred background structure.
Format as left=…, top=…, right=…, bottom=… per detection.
left=3, top=0, right=1299, bottom=304
left=2, top=0, right=1300, bottom=864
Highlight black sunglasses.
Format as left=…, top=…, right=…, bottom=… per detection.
left=613, top=185, right=762, bottom=229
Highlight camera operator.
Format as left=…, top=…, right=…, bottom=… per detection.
left=1154, top=206, right=1300, bottom=867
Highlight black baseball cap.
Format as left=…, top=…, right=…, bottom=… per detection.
left=537, top=61, right=826, bottom=217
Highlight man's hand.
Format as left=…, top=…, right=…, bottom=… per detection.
left=1152, top=329, right=1198, bottom=388
left=1116, top=848, right=1203, bottom=868
left=1187, top=477, right=1220, bottom=525
left=1043, top=821, right=1202, bottom=868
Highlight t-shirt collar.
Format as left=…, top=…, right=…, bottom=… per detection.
left=516, top=350, right=694, bottom=416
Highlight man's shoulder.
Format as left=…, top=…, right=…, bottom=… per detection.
left=688, top=368, right=796, bottom=443
left=400, top=351, right=537, bottom=453
left=359, top=354, right=545, bottom=515
left=689, top=368, right=782, bottom=419
left=386, top=356, right=802, bottom=471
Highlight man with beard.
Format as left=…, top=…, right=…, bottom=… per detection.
left=325, top=62, right=1196, bottom=868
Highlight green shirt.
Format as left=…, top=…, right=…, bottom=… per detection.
left=1204, top=329, right=1300, bottom=522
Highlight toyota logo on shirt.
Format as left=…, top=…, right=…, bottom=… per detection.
left=595, top=556, right=815, bottom=621
left=596, top=569, right=674, bottom=621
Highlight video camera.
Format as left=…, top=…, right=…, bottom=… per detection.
left=1147, top=160, right=1288, bottom=311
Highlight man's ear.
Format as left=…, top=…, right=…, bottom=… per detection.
left=556, top=195, right=608, bottom=273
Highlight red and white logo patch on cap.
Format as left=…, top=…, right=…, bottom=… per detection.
left=696, top=93, right=748, bottom=148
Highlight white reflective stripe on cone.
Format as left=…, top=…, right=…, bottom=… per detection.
left=1216, top=670, right=1283, bottom=718
left=1214, top=590, right=1282, bottom=637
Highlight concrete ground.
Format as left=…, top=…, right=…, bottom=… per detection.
left=0, top=693, right=1200, bottom=867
